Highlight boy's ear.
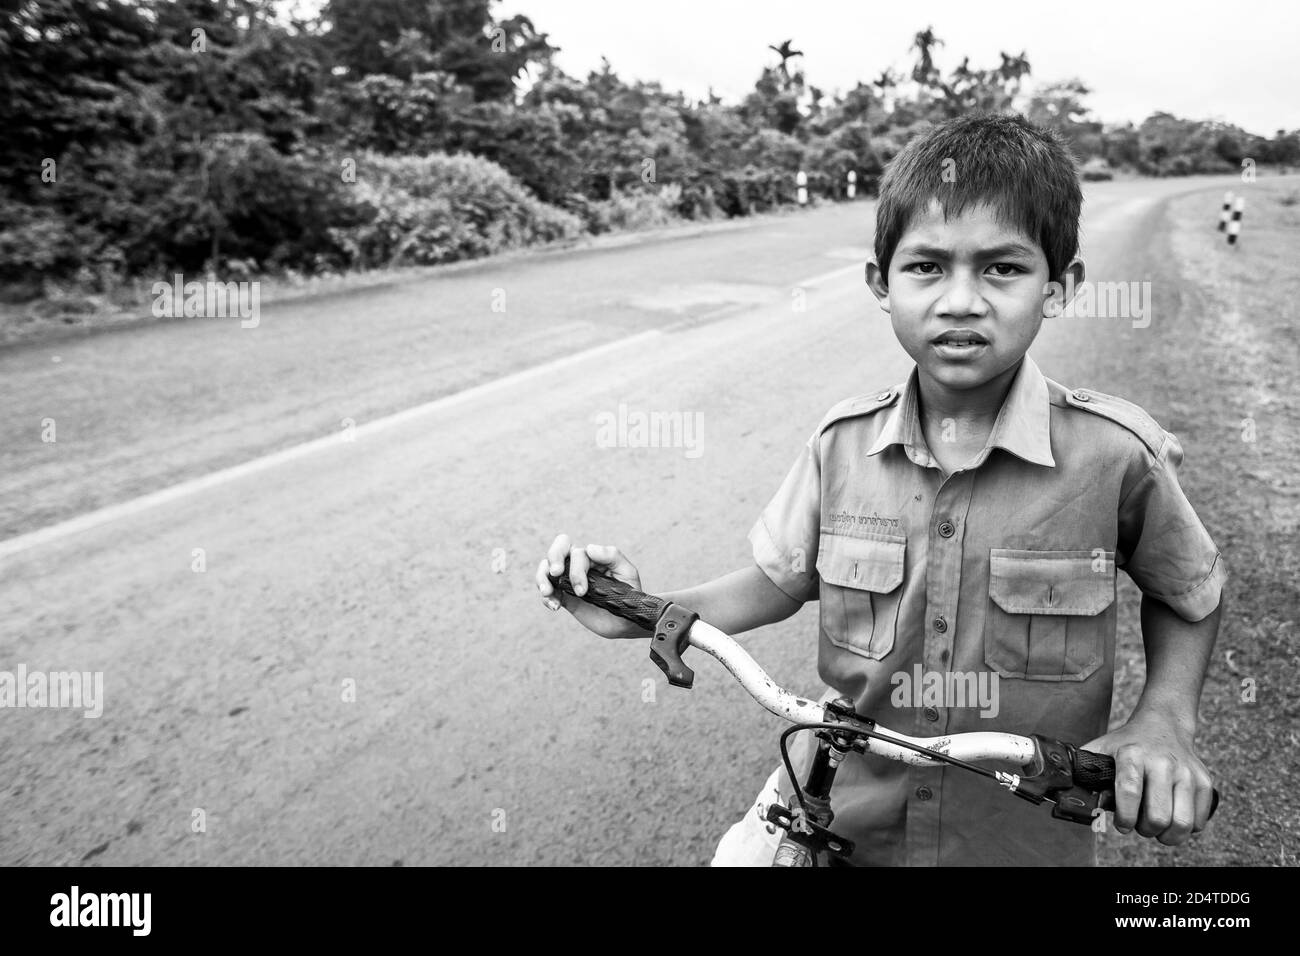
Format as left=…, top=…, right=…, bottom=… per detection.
left=1043, top=257, right=1086, bottom=318
left=865, top=258, right=890, bottom=312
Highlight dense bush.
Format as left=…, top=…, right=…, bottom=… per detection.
left=332, top=152, right=582, bottom=267
left=719, top=166, right=793, bottom=215
left=575, top=183, right=686, bottom=234
left=0, top=201, right=80, bottom=284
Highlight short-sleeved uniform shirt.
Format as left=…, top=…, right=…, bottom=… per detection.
left=749, top=354, right=1225, bottom=866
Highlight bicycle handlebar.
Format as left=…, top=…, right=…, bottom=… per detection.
left=551, top=561, right=669, bottom=631
left=548, top=559, right=1219, bottom=820
left=549, top=559, right=1036, bottom=765
left=691, top=618, right=1041, bottom=765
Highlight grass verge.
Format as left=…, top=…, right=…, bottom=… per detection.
left=1096, top=179, right=1300, bottom=866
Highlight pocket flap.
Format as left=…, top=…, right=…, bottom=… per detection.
left=989, top=549, right=1115, bottom=615
left=817, top=533, right=906, bottom=593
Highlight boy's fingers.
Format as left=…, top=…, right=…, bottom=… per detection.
left=547, top=533, right=572, bottom=575
left=569, top=546, right=590, bottom=596
left=1111, top=745, right=1144, bottom=833
left=585, top=543, right=625, bottom=575
left=1158, top=775, right=1197, bottom=846
left=586, top=543, right=640, bottom=586
left=1136, top=757, right=1174, bottom=839
left=1192, top=770, right=1215, bottom=832
left=536, top=559, right=562, bottom=610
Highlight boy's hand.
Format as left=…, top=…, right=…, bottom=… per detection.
left=1082, top=710, right=1215, bottom=845
left=535, top=534, right=645, bottom=640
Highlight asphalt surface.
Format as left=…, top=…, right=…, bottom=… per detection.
left=0, top=176, right=1250, bottom=864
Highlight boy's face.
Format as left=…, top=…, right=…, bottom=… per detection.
left=867, top=200, right=1080, bottom=396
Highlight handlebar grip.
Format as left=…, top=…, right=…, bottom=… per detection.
left=1072, top=747, right=1116, bottom=791
left=1076, top=748, right=1220, bottom=820
left=548, top=557, right=668, bottom=632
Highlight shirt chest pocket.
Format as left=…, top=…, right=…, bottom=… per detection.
left=985, top=549, right=1116, bottom=681
left=815, top=532, right=907, bottom=660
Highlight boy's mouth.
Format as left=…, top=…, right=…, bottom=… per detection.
left=930, top=328, right=990, bottom=359
left=930, top=328, right=990, bottom=347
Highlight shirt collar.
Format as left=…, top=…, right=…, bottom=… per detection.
left=867, top=355, right=1056, bottom=468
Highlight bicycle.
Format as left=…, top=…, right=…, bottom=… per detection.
left=548, top=558, right=1221, bottom=867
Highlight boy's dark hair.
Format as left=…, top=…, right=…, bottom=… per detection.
left=873, top=113, right=1082, bottom=282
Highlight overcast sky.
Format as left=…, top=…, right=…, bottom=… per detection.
left=497, top=0, right=1299, bottom=136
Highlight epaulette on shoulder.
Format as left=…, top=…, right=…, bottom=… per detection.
left=815, top=386, right=902, bottom=436
left=1062, top=386, right=1168, bottom=456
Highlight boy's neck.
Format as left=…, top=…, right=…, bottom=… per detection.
left=915, top=359, right=1023, bottom=434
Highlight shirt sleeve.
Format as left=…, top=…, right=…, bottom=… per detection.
left=1117, top=430, right=1226, bottom=622
left=748, top=428, right=822, bottom=603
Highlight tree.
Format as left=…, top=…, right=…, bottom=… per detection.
left=0, top=0, right=159, bottom=201
left=743, top=65, right=805, bottom=136
left=321, top=0, right=555, bottom=98
left=767, top=39, right=804, bottom=80
left=910, top=26, right=943, bottom=85
left=903, top=28, right=1031, bottom=120
left=1026, top=79, right=1103, bottom=159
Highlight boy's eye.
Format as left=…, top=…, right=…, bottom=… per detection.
left=904, top=262, right=1025, bottom=277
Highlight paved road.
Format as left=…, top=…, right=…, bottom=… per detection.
left=0, top=175, right=1249, bottom=864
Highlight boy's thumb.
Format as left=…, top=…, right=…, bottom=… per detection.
left=1078, top=735, right=1111, bottom=754
left=586, top=543, right=617, bottom=564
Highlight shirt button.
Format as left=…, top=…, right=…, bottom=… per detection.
left=876, top=391, right=892, bottom=402
left=937, top=520, right=955, bottom=538
left=1073, top=389, right=1091, bottom=402
left=924, top=706, right=939, bottom=722
left=933, top=616, right=947, bottom=633
left=916, top=786, right=933, bottom=801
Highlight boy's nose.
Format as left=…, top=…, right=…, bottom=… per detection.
left=935, top=274, right=990, bottom=318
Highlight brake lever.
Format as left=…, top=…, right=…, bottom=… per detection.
left=549, top=559, right=699, bottom=689
left=648, top=603, right=699, bottom=689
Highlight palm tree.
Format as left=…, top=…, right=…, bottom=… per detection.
left=910, top=26, right=943, bottom=84
left=767, top=39, right=804, bottom=79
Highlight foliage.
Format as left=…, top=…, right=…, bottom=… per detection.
left=2, top=2, right=1295, bottom=294
left=332, top=152, right=581, bottom=267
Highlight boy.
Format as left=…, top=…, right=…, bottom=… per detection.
left=535, top=114, right=1225, bottom=866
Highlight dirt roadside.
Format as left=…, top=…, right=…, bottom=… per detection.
left=1096, top=179, right=1300, bottom=866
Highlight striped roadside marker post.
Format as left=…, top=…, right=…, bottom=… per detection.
left=1217, top=192, right=1233, bottom=232
left=796, top=170, right=808, bottom=206
left=1227, top=197, right=1244, bottom=246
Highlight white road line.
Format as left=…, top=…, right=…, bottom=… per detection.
left=1, top=260, right=866, bottom=558
left=800, top=263, right=864, bottom=287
